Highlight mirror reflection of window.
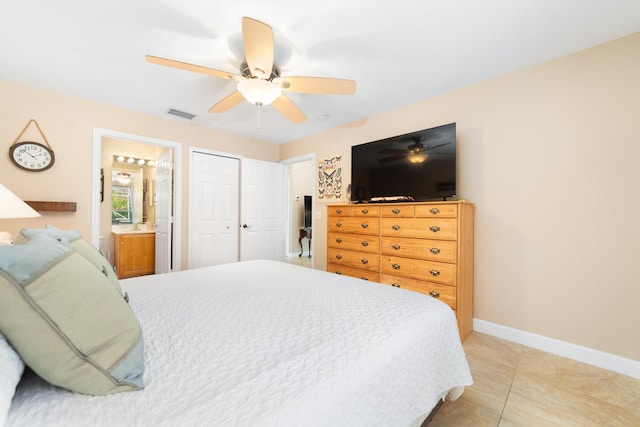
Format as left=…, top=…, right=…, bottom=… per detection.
left=112, top=185, right=133, bottom=224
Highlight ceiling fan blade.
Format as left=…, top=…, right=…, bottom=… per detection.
left=209, top=91, right=245, bottom=113
left=423, top=142, right=450, bottom=151
left=379, top=155, right=406, bottom=163
left=272, top=95, right=307, bottom=124
left=279, top=76, right=356, bottom=94
left=242, top=17, right=274, bottom=79
left=146, top=55, right=241, bottom=80
left=378, top=148, right=408, bottom=155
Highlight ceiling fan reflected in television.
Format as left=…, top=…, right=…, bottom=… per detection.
left=378, top=136, right=450, bottom=164
left=145, top=17, right=356, bottom=124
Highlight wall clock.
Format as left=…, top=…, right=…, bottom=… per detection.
left=9, top=119, right=55, bottom=172
left=10, top=141, right=55, bottom=171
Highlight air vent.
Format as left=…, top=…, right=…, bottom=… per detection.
left=167, top=108, right=196, bottom=120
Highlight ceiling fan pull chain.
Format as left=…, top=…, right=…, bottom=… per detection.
left=256, top=103, right=262, bottom=141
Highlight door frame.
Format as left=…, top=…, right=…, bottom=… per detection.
left=91, top=128, right=182, bottom=272
left=281, top=153, right=316, bottom=269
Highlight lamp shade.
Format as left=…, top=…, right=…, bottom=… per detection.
left=237, top=78, right=282, bottom=106
left=0, top=184, right=41, bottom=219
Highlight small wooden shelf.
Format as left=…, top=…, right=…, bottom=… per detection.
left=25, top=201, right=77, bottom=212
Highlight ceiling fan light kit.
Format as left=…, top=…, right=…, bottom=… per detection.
left=145, top=16, right=356, bottom=124
left=237, top=78, right=281, bottom=106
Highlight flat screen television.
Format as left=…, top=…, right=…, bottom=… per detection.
left=303, top=195, right=312, bottom=228
left=351, top=123, right=456, bottom=202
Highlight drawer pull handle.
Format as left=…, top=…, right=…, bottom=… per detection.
left=336, top=254, right=342, bottom=260
left=361, top=241, right=369, bottom=247
left=430, top=208, right=440, bottom=215
left=429, top=247, right=440, bottom=254
left=428, top=290, right=440, bottom=298
left=361, top=277, right=369, bottom=281
left=336, top=271, right=342, bottom=275
left=429, top=269, right=440, bottom=276
left=391, top=283, right=401, bottom=288
left=429, top=225, right=440, bottom=233
left=336, top=238, right=343, bottom=243
left=392, top=263, right=401, bottom=270
left=392, top=208, right=400, bottom=214
left=361, top=223, right=369, bottom=229
left=361, top=259, right=369, bottom=265
left=392, top=224, right=401, bottom=231
left=336, top=209, right=343, bottom=214
left=361, top=209, right=369, bottom=214
left=392, top=244, right=401, bottom=250
left=336, top=222, right=342, bottom=227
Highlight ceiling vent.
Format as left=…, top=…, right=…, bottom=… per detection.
left=167, top=108, right=196, bottom=120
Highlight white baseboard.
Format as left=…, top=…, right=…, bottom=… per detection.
left=473, top=319, right=640, bottom=380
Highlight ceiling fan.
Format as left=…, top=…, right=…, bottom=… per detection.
left=146, top=17, right=356, bottom=124
left=379, top=136, right=450, bottom=164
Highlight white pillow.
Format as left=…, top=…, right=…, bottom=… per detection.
left=0, top=333, right=24, bottom=427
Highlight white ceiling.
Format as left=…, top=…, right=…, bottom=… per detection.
left=1, top=1, right=638, bottom=144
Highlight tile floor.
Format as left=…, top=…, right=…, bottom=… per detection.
left=284, top=254, right=312, bottom=268
left=429, top=332, right=640, bottom=426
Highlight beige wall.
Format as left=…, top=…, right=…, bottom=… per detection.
left=280, top=33, right=640, bottom=361
left=287, top=160, right=313, bottom=254
left=0, top=80, right=279, bottom=268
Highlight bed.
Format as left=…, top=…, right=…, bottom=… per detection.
left=3, top=259, right=472, bottom=426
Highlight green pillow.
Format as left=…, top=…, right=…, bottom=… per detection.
left=0, top=233, right=144, bottom=395
left=15, top=225, right=123, bottom=297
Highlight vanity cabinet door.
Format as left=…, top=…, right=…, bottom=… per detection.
left=114, top=233, right=155, bottom=279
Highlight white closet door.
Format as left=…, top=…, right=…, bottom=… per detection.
left=189, top=151, right=240, bottom=268
left=240, top=158, right=285, bottom=262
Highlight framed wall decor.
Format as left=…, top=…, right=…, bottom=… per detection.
left=317, top=155, right=342, bottom=202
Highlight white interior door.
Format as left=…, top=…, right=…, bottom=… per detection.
left=240, top=158, right=285, bottom=261
left=189, top=151, right=240, bottom=268
left=155, top=149, right=173, bottom=274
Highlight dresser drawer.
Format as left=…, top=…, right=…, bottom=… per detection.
left=380, top=218, right=457, bottom=240
left=328, top=217, right=380, bottom=235
left=380, top=237, right=457, bottom=263
left=415, top=204, right=458, bottom=218
left=352, top=205, right=380, bottom=217
left=380, top=205, right=415, bottom=217
left=327, top=206, right=352, bottom=216
left=328, top=248, right=379, bottom=272
left=381, top=256, right=456, bottom=286
left=380, top=274, right=456, bottom=309
left=327, top=263, right=380, bottom=282
left=328, top=232, right=379, bottom=253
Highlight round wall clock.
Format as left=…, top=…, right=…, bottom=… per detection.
left=9, top=141, right=55, bottom=172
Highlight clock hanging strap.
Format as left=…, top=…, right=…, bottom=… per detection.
left=11, top=119, right=53, bottom=151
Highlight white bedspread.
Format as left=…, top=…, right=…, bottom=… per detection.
left=7, top=260, right=471, bottom=427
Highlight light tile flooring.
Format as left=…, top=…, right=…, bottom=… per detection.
left=430, top=332, right=640, bottom=426
left=284, top=254, right=312, bottom=268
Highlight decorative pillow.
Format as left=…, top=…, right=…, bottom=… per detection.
left=0, top=233, right=144, bottom=395
left=15, top=225, right=123, bottom=297
left=0, top=333, right=24, bottom=427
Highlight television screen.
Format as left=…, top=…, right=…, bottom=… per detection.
left=351, top=123, right=456, bottom=202
left=303, top=195, right=312, bottom=228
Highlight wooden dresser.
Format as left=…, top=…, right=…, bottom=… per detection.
left=327, top=201, right=474, bottom=340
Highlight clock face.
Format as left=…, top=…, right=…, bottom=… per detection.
left=10, top=141, right=55, bottom=171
